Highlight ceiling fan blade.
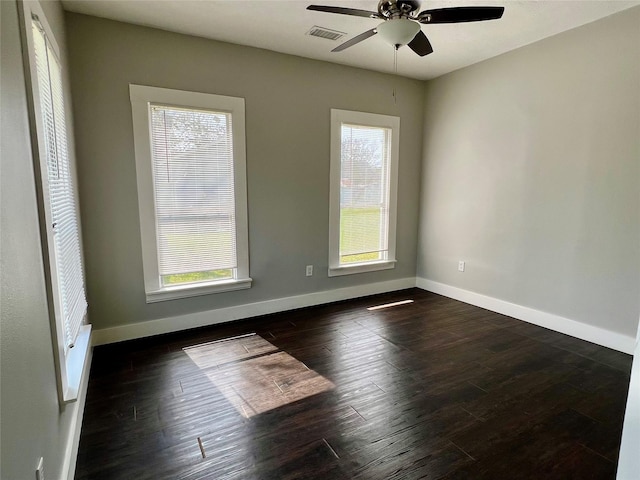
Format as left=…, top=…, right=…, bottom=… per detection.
left=307, top=5, right=381, bottom=19
left=408, top=30, right=433, bottom=56
left=332, top=28, right=377, bottom=52
left=417, top=6, right=504, bottom=24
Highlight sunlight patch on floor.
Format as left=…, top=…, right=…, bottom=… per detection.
left=184, top=334, right=334, bottom=418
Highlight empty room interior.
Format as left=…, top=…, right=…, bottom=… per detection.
left=2, top=0, right=640, bottom=479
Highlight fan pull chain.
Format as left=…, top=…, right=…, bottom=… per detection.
left=393, top=45, right=398, bottom=105
left=394, top=45, right=398, bottom=73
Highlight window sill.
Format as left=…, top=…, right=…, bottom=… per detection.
left=328, top=260, right=396, bottom=277
left=63, top=324, right=92, bottom=403
left=145, top=277, right=252, bottom=303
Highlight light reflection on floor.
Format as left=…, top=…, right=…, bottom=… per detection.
left=366, top=299, right=414, bottom=311
left=184, top=334, right=335, bottom=418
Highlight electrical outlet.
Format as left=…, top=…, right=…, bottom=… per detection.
left=305, top=265, right=313, bottom=277
left=458, top=261, right=465, bottom=272
left=36, top=457, right=45, bottom=480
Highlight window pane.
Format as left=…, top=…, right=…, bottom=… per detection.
left=339, top=124, right=391, bottom=264
left=150, top=105, right=237, bottom=285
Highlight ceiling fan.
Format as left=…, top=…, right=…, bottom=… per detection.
left=307, top=0, right=504, bottom=56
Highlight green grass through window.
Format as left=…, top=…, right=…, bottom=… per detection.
left=162, top=268, right=233, bottom=286
left=340, top=206, right=384, bottom=264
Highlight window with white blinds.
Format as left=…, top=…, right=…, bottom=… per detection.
left=329, top=110, right=399, bottom=277
left=32, top=17, right=87, bottom=353
left=151, top=105, right=236, bottom=286
left=130, top=85, right=250, bottom=302
left=339, top=124, right=391, bottom=264
left=23, top=1, right=91, bottom=403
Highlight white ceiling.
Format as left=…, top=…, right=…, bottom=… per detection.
left=61, top=0, right=639, bottom=80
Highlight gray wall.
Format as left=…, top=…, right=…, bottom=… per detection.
left=0, top=1, right=84, bottom=478
left=65, top=13, right=424, bottom=331
left=417, top=7, right=640, bottom=337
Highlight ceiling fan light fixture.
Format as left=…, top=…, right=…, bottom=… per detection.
left=376, top=18, right=420, bottom=47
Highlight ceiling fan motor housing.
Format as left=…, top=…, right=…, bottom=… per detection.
left=378, top=0, right=421, bottom=19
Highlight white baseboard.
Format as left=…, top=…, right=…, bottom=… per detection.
left=416, top=277, right=635, bottom=354
left=92, top=277, right=416, bottom=345
left=62, top=339, right=93, bottom=480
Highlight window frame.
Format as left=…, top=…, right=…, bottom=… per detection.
left=20, top=0, right=91, bottom=404
left=328, top=109, right=400, bottom=277
left=129, top=85, right=251, bottom=303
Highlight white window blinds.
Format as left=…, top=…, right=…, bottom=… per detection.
left=150, top=105, right=237, bottom=286
left=32, top=17, right=87, bottom=351
left=339, top=123, right=392, bottom=264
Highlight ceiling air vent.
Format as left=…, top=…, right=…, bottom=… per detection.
left=306, top=26, right=346, bottom=41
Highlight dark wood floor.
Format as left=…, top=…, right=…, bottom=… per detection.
left=75, top=289, right=632, bottom=480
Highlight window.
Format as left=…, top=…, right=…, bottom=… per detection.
left=22, top=1, right=91, bottom=403
left=130, top=85, right=251, bottom=302
left=329, top=109, right=399, bottom=276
